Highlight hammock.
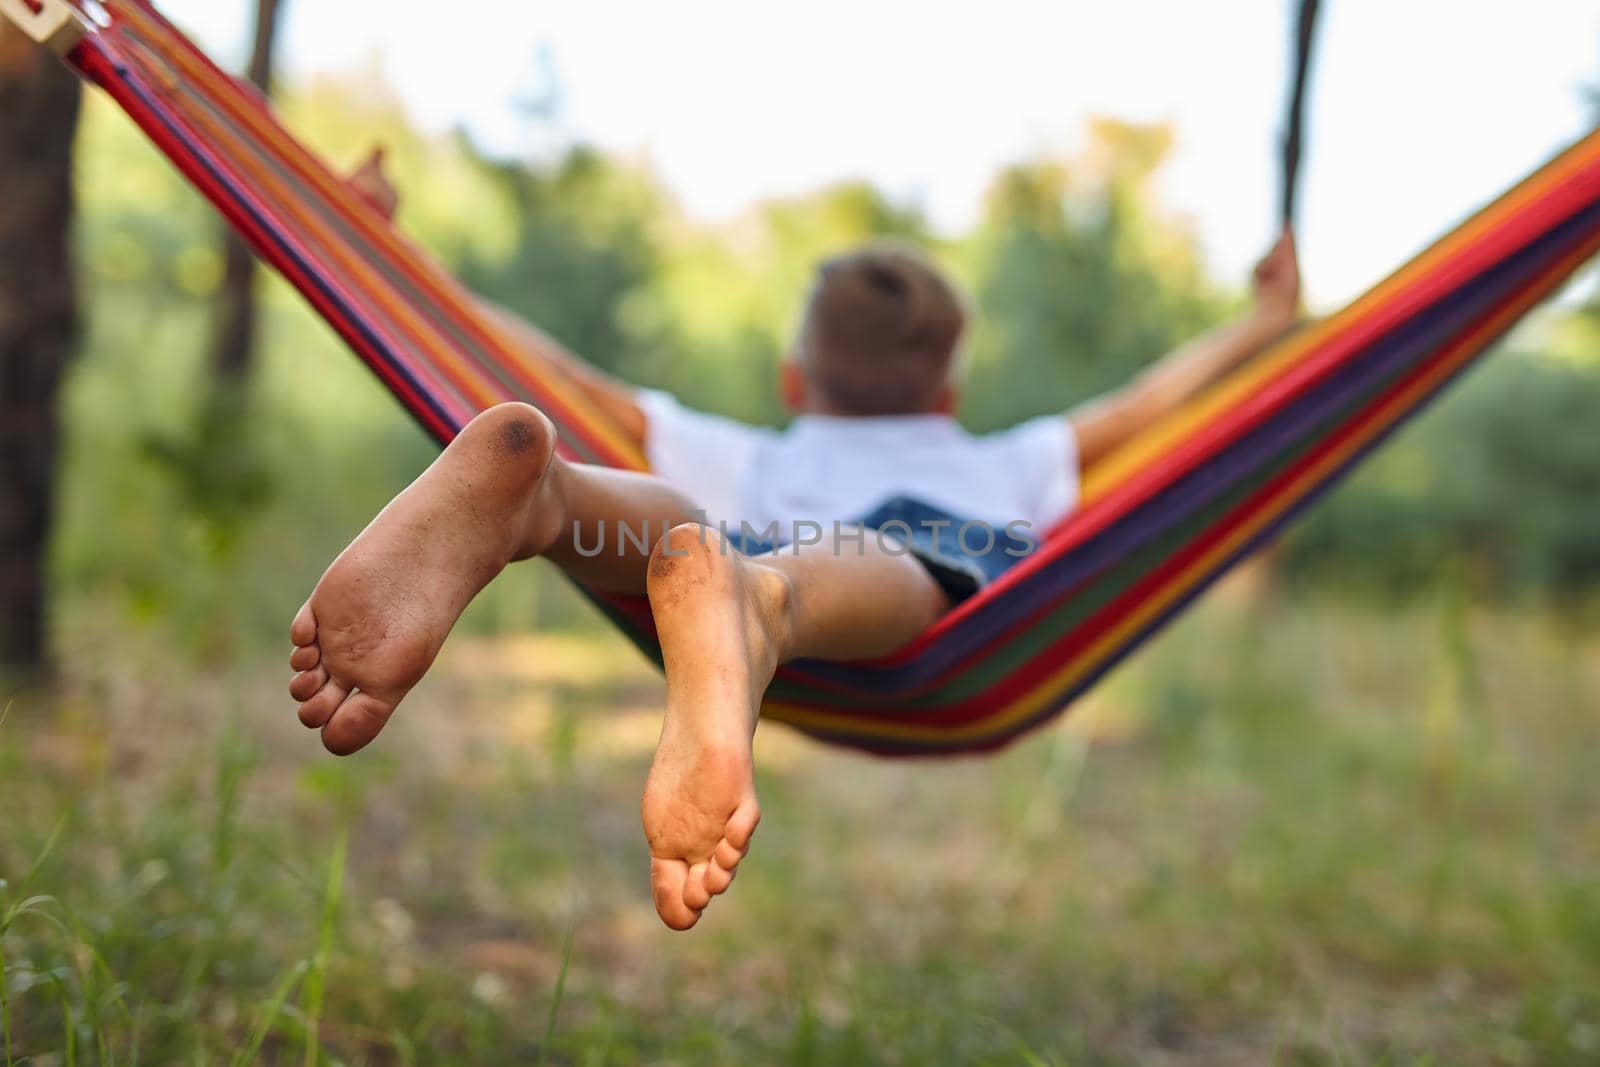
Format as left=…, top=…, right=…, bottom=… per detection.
left=10, top=0, right=1600, bottom=755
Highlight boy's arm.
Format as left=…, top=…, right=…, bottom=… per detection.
left=347, top=149, right=649, bottom=448
left=1068, top=229, right=1302, bottom=473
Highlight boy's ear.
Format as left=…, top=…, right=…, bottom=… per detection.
left=780, top=358, right=808, bottom=413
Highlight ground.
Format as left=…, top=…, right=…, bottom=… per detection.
left=3, top=579, right=1600, bottom=1065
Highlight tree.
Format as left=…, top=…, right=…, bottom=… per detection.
left=0, top=21, right=81, bottom=673
left=209, top=0, right=284, bottom=381
left=961, top=120, right=1222, bottom=432
left=132, top=0, right=287, bottom=660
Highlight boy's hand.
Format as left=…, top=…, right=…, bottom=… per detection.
left=348, top=147, right=399, bottom=220
left=1251, top=227, right=1301, bottom=328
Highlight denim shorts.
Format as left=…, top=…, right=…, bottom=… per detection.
left=723, top=495, right=1036, bottom=603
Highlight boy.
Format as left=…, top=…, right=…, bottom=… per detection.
left=289, top=154, right=1300, bottom=929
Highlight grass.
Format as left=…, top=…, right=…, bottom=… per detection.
left=2, top=578, right=1599, bottom=1064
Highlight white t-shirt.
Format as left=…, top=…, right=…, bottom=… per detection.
left=637, top=390, right=1080, bottom=538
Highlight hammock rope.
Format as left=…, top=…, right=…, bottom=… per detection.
left=1281, top=0, right=1322, bottom=228
left=11, top=0, right=1600, bottom=755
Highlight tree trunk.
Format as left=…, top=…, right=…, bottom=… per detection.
left=210, top=0, right=283, bottom=381
left=0, top=23, right=81, bottom=674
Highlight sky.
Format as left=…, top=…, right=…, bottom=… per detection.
left=156, top=0, right=1600, bottom=309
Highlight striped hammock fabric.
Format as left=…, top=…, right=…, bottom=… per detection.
left=13, top=0, right=1600, bottom=755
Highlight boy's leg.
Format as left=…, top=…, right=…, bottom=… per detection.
left=289, top=403, right=697, bottom=756
left=640, top=522, right=948, bottom=929
left=287, top=401, right=953, bottom=931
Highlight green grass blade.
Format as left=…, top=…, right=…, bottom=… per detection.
left=231, top=960, right=311, bottom=1067
left=536, top=911, right=577, bottom=1067
left=45, top=971, right=75, bottom=1067
left=300, top=825, right=348, bottom=1067
left=2, top=934, right=12, bottom=1067
left=10, top=815, right=69, bottom=906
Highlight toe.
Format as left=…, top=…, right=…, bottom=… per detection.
left=703, top=859, right=735, bottom=896
left=289, top=643, right=320, bottom=672
left=683, top=863, right=712, bottom=911
left=724, top=799, right=760, bottom=852
left=298, top=680, right=349, bottom=729
left=713, top=837, right=746, bottom=871
left=650, top=858, right=701, bottom=930
left=290, top=601, right=318, bottom=646
left=320, top=690, right=398, bottom=756
left=289, top=666, right=328, bottom=703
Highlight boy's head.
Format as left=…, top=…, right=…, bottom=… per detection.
left=785, top=243, right=966, bottom=417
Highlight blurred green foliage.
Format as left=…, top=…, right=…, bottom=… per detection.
left=962, top=120, right=1223, bottom=430
left=1285, top=312, right=1600, bottom=608
left=47, top=78, right=1600, bottom=665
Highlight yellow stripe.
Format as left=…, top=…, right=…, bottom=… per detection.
left=1080, top=128, right=1600, bottom=505
left=765, top=231, right=1600, bottom=745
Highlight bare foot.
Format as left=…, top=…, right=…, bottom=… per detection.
left=289, top=403, right=560, bottom=755
left=641, top=524, right=791, bottom=930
